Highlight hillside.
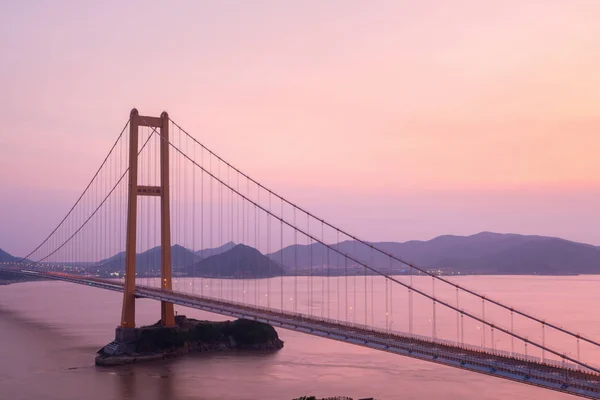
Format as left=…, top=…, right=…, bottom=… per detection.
left=6, top=232, right=600, bottom=276
left=0, top=248, right=18, bottom=263
left=268, top=232, right=600, bottom=275
left=195, top=241, right=235, bottom=259
left=190, top=244, right=284, bottom=278
left=97, top=245, right=200, bottom=275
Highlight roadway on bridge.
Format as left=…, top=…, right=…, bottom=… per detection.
left=3, top=268, right=600, bottom=400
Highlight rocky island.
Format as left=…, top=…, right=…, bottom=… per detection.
left=96, top=315, right=284, bottom=366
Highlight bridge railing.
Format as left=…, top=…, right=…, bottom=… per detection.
left=138, top=285, right=600, bottom=391
left=4, top=267, right=592, bottom=373
left=137, top=284, right=593, bottom=373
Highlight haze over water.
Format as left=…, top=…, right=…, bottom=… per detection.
left=1, top=275, right=598, bottom=400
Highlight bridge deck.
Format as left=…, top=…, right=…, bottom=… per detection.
left=3, top=269, right=600, bottom=399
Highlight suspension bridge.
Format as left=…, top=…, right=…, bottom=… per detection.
left=1, top=109, right=599, bottom=399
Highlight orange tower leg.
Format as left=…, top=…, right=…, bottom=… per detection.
left=119, top=108, right=175, bottom=332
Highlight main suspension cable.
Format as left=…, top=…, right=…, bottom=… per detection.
left=150, top=123, right=599, bottom=372
left=170, top=118, right=600, bottom=349
left=19, top=120, right=129, bottom=262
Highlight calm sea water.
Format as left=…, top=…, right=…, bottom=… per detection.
left=1, top=275, right=599, bottom=400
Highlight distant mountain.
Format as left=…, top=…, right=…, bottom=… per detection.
left=97, top=250, right=126, bottom=266
left=268, top=242, right=368, bottom=275
left=96, top=242, right=239, bottom=276
left=7, top=232, right=599, bottom=277
left=195, top=241, right=235, bottom=258
left=0, top=248, right=18, bottom=263
left=268, top=232, right=600, bottom=275
left=97, top=245, right=200, bottom=275
left=189, top=244, right=284, bottom=278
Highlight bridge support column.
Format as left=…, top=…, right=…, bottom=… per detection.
left=119, top=108, right=175, bottom=331
left=120, top=109, right=140, bottom=329
left=159, top=111, right=175, bottom=327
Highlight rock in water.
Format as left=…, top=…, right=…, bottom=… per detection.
left=95, top=316, right=284, bottom=366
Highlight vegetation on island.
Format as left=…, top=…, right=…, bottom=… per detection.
left=135, top=317, right=283, bottom=353
left=96, top=316, right=284, bottom=365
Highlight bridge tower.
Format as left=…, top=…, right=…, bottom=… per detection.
left=119, top=109, right=175, bottom=336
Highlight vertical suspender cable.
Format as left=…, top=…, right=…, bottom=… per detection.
left=219, top=160, right=223, bottom=300
left=542, top=322, right=546, bottom=362
left=184, top=127, right=189, bottom=292
left=577, top=335, right=581, bottom=367
left=321, top=221, right=325, bottom=318
left=235, top=172, right=240, bottom=301
left=456, top=287, right=460, bottom=344
left=353, top=240, right=356, bottom=324
left=390, top=270, right=394, bottom=331
left=345, top=254, right=348, bottom=323
left=337, top=230, right=340, bottom=321
left=294, top=208, right=298, bottom=313
left=192, top=134, right=196, bottom=294
left=461, top=312, right=465, bottom=345
left=241, top=174, right=245, bottom=302
left=308, top=214, right=312, bottom=316
left=409, top=266, right=413, bottom=334
left=245, top=179, right=249, bottom=303
left=236, top=172, right=240, bottom=300
left=200, top=146, right=204, bottom=296
left=432, top=276, right=437, bottom=339
left=482, top=298, right=486, bottom=348
left=511, top=310, right=515, bottom=355
left=327, top=231, right=331, bottom=319
left=267, top=190, right=271, bottom=308
left=254, top=185, right=262, bottom=306
left=146, top=126, right=152, bottom=288
left=386, top=256, right=391, bottom=330
left=364, top=246, right=367, bottom=325
left=175, top=126, right=180, bottom=292
left=255, top=186, right=259, bottom=306
left=280, top=198, right=284, bottom=311
left=385, top=278, right=390, bottom=331
left=370, top=247, right=374, bottom=326
left=309, top=223, right=314, bottom=317
left=229, top=166, right=233, bottom=300
left=209, top=153, right=213, bottom=297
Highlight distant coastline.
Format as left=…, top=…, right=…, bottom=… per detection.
left=0, top=270, right=46, bottom=286
left=3, top=231, right=599, bottom=278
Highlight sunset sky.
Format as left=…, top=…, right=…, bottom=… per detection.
left=1, top=1, right=599, bottom=256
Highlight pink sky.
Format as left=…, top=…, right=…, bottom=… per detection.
left=1, top=1, right=599, bottom=256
